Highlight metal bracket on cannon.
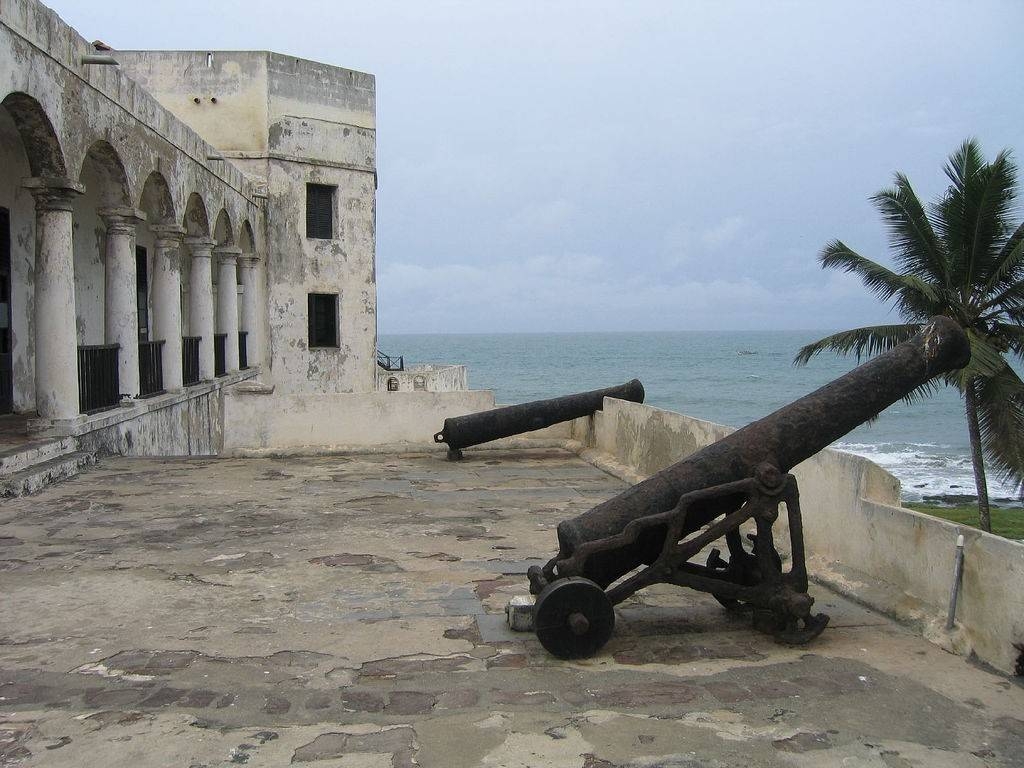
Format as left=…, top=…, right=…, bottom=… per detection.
left=525, top=463, right=829, bottom=659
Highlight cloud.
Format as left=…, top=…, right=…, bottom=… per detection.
left=502, top=198, right=579, bottom=237
left=376, top=249, right=883, bottom=334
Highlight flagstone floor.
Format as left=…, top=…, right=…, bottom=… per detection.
left=1, top=449, right=1022, bottom=767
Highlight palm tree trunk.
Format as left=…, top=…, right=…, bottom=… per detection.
left=964, top=378, right=992, bottom=533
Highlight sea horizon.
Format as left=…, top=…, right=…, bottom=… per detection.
left=381, top=329, right=1022, bottom=507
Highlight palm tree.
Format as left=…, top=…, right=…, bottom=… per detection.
left=795, top=139, right=1024, bottom=533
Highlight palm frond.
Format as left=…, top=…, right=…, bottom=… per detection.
left=973, top=366, right=1024, bottom=494
left=818, top=242, right=938, bottom=313
left=990, top=322, right=1024, bottom=361
left=946, top=328, right=1009, bottom=389
left=900, top=379, right=940, bottom=407
left=980, top=280, right=1024, bottom=320
left=793, top=324, right=919, bottom=366
left=938, top=142, right=1018, bottom=289
left=981, top=220, right=1024, bottom=298
left=942, top=138, right=986, bottom=192
left=870, top=178, right=948, bottom=284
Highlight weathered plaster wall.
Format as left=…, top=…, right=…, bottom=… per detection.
left=264, top=156, right=376, bottom=394
left=111, top=51, right=270, bottom=154
left=264, top=55, right=376, bottom=395
left=221, top=389, right=494, bottom=454
left=376, top=365, right=468, bottom=392
left=76, top=385, right=225, bottom=456
left=114, top=49, right=378, bottom=396
left=267, top=54, right=375, bottom=133
left=71, top=181, right=104, bottom=345
left=0, top=109, right=35, bottom=411
left=570, top=398, right=1024, bottom=675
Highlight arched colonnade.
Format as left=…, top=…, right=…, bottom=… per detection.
left=0, top=90, right=265, bottom=420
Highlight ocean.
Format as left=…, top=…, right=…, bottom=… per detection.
left=380, top=330, right=1022, bottom=505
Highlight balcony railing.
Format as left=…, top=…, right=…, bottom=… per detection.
left=139, top=340, right=165, bottom=398
left=376, top=349, right=404, bottom=371
left=238, top=331, right=248, bottom=370
left=214, top=333, right=227, bottom=377
left=182, top=336, right=201, bottom=386
left=78, top=343, right=119, bottom=414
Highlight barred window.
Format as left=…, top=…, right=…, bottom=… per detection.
left=306, top=183, right=335, bottom=239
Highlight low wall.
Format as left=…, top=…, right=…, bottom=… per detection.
left=375, top=364, right=468, bottom=393
left=571, top=398, right=1024, bottom=675
left=221, top=387, right=496, bottom=454
left=50, top=371, right=256, bottom=457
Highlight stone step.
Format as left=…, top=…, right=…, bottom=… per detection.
left=0, top=437, right=76, bottom=476
left=0, top=451, right=97, bottom=498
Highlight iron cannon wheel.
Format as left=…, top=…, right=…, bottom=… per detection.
left=534, top=577, right=615, bottom=659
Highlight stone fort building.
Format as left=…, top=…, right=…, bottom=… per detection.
left=1, top=0, right=473, bottom=466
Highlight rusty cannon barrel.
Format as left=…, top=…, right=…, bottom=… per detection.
left=434, top=379, right=645, bottom=459
left=550, top=317, right=970, bottom=589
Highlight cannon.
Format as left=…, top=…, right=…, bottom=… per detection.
left=525, top=317, right=971, bottom=658
left=434, top=379, right=645, bottom=460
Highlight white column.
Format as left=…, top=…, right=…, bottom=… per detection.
left=24, top=177, right=84, bottom=420
left=215, top=246, right=241, bottom=372
left=186, top=237, right=216, bottom=381
left=100, top=207, right=145, bottom=401
left=151, top=224, right=185, bottom=391
left=238, top=253, right=262, bottom=370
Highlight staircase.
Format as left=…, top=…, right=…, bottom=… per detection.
left=0, top=415, right=96, bottom=498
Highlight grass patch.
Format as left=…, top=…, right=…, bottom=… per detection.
left=905, top=502, right=1024, bottom=540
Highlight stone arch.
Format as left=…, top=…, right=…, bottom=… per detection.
left=213, top=209, right=234, bottom=246
left=139, top=171, right=177, bottom=225
left=0, top=92, right=66, bottom=177
left=183, top=193, right=210, bottom=236
left=239, top=219, right=255, bottom=254
left=79, top=140, right=131, bottom=207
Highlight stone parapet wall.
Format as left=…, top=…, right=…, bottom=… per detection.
left=568, top=397, right=1024, bottom=675
left=376, top=365, right=468, bottom=393
left=221, top=389, right=496, bottom=454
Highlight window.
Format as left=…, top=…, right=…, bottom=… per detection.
left=308, top=293, right=338, bottom=348
left=386, top=377, right=399, bottom=392
left=136, top=246, right=149, bottom=341
left=306, top=183, right=335, bottom=239
left=413, top=375, right=426, bottom=391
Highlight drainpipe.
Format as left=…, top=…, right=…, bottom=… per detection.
left=946, top=533, right=965, bottom=630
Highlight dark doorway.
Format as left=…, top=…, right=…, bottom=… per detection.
left=0, top=207, right=11, bottom=414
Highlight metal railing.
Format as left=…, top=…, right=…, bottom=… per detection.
left=78, top=343, right=119, bottom=413
left=182, top=336, right=201, bottom=386
left=238, top=331, right=248, bottom=370
left=214, top=333, right=227, bottom=377
left=376, top=349, right=404, bottom=371
left=139, top=340, right=165, bottom=398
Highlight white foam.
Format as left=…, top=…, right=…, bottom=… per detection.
left=833, top=441, right=1020, bottom=503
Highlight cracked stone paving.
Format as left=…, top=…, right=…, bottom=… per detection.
left=1, top=448, right=1022, bottom=767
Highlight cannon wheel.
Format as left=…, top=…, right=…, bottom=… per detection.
left=534, top=577, right=615, bottom=659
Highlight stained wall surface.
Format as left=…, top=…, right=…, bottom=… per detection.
left=116, top=50, right=378, bottom=395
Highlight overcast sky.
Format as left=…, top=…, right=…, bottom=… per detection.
left=50, top=0, right=1024, bottom=333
